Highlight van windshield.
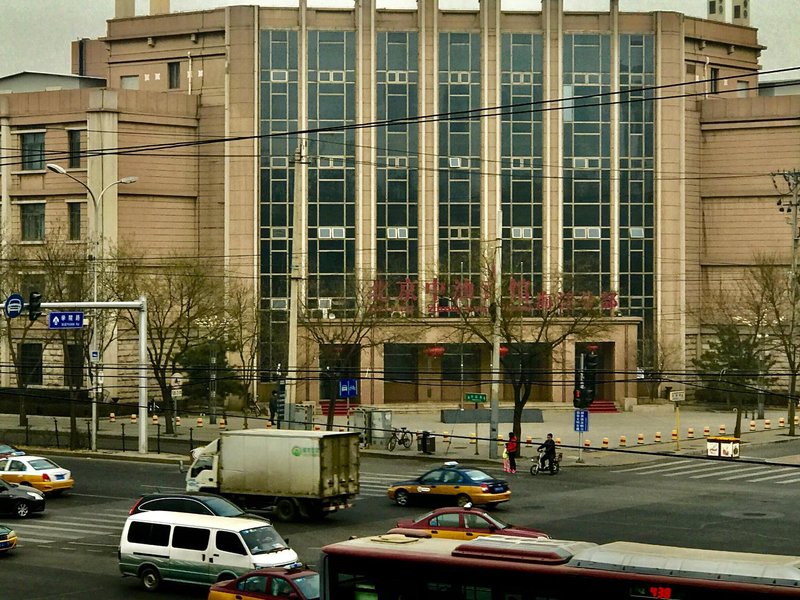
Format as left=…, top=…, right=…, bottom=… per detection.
left=240, top=525, right=288, bottom=555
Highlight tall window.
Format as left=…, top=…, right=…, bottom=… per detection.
left=168, top=62, right=180, bottom=89
left=20, top=203, right=45, bottom=241
left=68, top=130, right=83, bottom=169
left=21, top=132, right=45, bottom=171
left=68, top=202, right=81, bottom=241
left=19, top=343, right=43, bottom=386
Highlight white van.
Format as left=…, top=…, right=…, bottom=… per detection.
left=118, top=510, right=299, bottom=592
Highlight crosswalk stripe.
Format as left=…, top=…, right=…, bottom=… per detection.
left=12, top=522, right=119, bottom=535
left=688, top=466, right=743, bottom=479
left=717, top=466, right=774, bottom=481
left=611, top=461, right=691, bottom=474
left=776, top=477, right=800, bottom=484
left=661, top=464, right=735, bottom=477
left=746, top=468, right=799, bottom=482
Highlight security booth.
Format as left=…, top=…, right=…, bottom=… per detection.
left=707, top=436, right=740, bottom=459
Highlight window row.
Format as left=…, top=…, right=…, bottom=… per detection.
left=14, top=130, right=84, bottom=171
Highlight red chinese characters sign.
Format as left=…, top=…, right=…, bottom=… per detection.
left=366, top=278, right=618, bottom=316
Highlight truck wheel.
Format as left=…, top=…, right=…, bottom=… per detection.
left=140, top=566, right=161, bottom=592
left=275, top=498, right=297, bottom=521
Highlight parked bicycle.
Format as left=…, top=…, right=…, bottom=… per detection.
left=387, top=427, right=413, bottom=451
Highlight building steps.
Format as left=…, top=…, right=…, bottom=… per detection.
left=319, top=400, right=355, bottom=416
left=588, top=399, right=618, bottom=413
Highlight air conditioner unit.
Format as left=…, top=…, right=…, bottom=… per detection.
left=732, top=0, right=749, bottom=26
left=707, top=0, right=725, bottom=22
left=270, top=298, right=288, bottom=310
left=318, top=298, right=332, bottom=310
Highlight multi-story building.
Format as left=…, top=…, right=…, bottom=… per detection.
left=1, top=0, right=797, bottom=411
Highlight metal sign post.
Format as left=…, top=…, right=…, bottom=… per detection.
left=574, top=409, right=589, bottom=463
left=670, top=390, right=685, bottom=451
left=42, top=299, right=148, bottom=454
left=465, top=393, right=487, bottom=456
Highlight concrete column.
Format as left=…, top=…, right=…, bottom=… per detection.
left=0, top=105, right=10, bottom=388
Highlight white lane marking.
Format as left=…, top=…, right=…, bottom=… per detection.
left=11, top=522, right=118, bottom=535
left=611, top=461, right=691, bottom=474
left=688, top=466, right=745, bottom=479
left=776, top=477, right=800, bottom=484
left=746, top=468, right=799, bottom=482
left=717, top=466, right=775, bottom=481
left=661, top=464, right=737, bottom=477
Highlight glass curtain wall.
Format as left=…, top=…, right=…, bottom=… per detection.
left=501, top=33, right=544, bottom=300
left=438, top=33, right=481, bottom=314
left=618, top=34, right=656, bottom=352
left=376, top=32, right=419, bottom=301
left=259, top=30, right=299, bottom=375
left=562, top=34, right=612, bottom=296
left=307, top=31, right=357, bottom=313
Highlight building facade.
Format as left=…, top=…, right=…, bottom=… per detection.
left=1, top=0, right=797, bottom=410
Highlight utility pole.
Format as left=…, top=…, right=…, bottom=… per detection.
left=489, top=210, right=502, bottom=459
left=286, top=143, right=308, bottom=415
left=775, top=170, right=800, bottom=437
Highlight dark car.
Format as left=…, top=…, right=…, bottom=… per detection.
left=129, top=492, right=267, bottom=521
left=0, top=478, right=45, bottom=518
left=0, top=444, right=24, bottom=459
left=387, top=461, right=511, bottom=508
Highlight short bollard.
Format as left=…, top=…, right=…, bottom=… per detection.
left=131, top=413, right=137, bottom=425
left=749, top=420, right=756, bottom=432
left=655, top=431, right=662, bottom=443
left=443, top=431, right=450, bottom=443
left=703, top=426, right=710, bottom=437
left=266, top=421, right=272, bottom=428
left=687, top=427, right=695, bottom=439
left=497, top=435, right=504, bottom=447
left=469, top=434, right=476, bottom=445
left=196, top=416, right=204, bottom=428
left=583, top=439, right=591, bottom=448
left=765, top=419, right=772, bottom=429
left=671, top=430, right=678, bottom=442
left=795, top=416, right=799, bottom=426
left=151, top=414, right=159, bottom=425
left=109, top=412, right=116, bottom=423
left=176, top=416, right=181, bottom=427
left=219, top=418, right=227, bottom=430
left=601, top=437, right=609, bottom=449
left=554, top=437, right=561, bottom=445
left=779, top=417, right=786, bottom=428
left=526, top=435, right=533, bottom=447
left=637, top=433, right=644, bottom=444
left=719, top=424, right=726, bottom=435
left=619, top=435, right=627, bottom=447
left=156, top=423, right=161, bottom=454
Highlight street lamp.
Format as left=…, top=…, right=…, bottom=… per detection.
left=46, top=163, right=138, bottom=450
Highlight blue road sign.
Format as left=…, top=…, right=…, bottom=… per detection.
left=48, top=311, right=85, bottom=329
left=3, top=293, right=24, bottom=319
left=573, top=409, right=589, bottom=433
left=339, top=378, right=358, bottom=398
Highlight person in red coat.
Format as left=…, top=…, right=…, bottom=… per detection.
left=505, top=432, right=518, bottom=473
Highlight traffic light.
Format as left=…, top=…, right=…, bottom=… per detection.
left=276, top=380, right=287, bottom=421
left=583, top=351, right=600, bottom=404
left=573, top=387, right=591, bottom=409
left=28, top=292, right=42, bottom=322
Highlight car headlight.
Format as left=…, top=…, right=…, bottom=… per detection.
left=26, top=491, right=42, bottom=499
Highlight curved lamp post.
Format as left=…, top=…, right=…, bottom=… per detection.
left=46, top=163, right=138, bottom=450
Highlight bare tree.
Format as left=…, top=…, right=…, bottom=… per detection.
left=744, top=256, right=800, bottom=436
left=447, top=259, right=611, bottom=442
left=113, top=250, right=225, bottom=435
left=223, top=279, right=261, bottom=427
left=299, top=281, right=421, bottom=431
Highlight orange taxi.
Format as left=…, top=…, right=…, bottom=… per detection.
left=0, top=455, right=74, bottom=495
left=0, top=525, right=16, bottom=554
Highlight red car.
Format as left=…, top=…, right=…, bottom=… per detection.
left=389, top=506, right=549, bottom=541
left=207, top=566, right=319, bottom=600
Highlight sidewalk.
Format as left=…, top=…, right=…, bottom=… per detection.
left=2, top=403, right=798, bottom=469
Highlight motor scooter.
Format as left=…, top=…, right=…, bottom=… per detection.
left=530, top=448, right=562, bottom=475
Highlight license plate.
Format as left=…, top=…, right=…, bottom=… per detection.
left=0, top=542, right=9, bottom=549
left=56, top=474, right=65, bottom=480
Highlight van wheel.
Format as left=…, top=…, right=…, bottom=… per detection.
left=275, top=498, right=297, bottom=522
left=140, top=566, right=161, bottom=592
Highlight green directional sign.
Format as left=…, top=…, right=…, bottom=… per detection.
left=464, top=393, right=487, bottom=403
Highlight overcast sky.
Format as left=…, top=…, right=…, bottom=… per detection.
left=1, top=1, right=798, bottom=80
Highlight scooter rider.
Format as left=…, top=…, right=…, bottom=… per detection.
left=538, top=433, right=556, bottom=473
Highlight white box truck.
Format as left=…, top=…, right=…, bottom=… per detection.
left=186, top=429, right=360, bottom=521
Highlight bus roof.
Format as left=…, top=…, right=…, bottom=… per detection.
left=322, top=534, right=800, bottom=589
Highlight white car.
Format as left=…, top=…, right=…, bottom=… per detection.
left=0, top=455, right=74, bottom=495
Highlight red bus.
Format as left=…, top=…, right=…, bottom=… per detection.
left=319, top=533, right=800, bottom=599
